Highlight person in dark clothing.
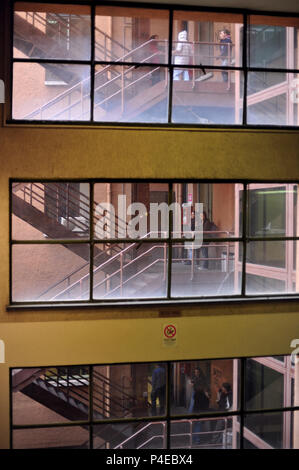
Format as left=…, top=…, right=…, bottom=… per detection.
left=219, top=29, right=232, bottom=83
left=198, top=211, right=218, bottom=270
left=151, top=363, right=166, bottom=415
left=190, top=367, right=210, bottom=444
left=212, top=382, right=233, bottom=444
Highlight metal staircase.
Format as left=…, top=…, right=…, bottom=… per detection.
left=13, top=367, right=147, bottom=448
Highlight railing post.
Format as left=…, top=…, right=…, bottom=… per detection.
left=192, top=42, right=195, bottom=89
left=121, top=68, right=125, bottom=115
left=163, top=422, right=167, bottom=449
left=120, top=252, right=123, bottom=295
left=163, top=243, right=167, bottom=281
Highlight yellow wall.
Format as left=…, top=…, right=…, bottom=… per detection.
left=1, top=0, right=299, bottom=449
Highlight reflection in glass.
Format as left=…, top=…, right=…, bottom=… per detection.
left=95, top=6, right=169, bottom=63
left=14, top=3, right=91, bottom=60
left=248, top=184, right=298, bottom=237
left=13, top=426, right=90, bottom=449
left=93, top=363, right=166, bottom=420
left=249, top=16, right=299, bottom=70
left=246, top=240, right=298, bottom=295
left=172, top=70, right=243, bottom=125
left=12, top=244, right=90, bottom=301
left=93, top=421, right=166, bottom=449
left=12, top=182, right=90, bottom=240
left=248, top=185, right=286, bottom=237
left=13, top=63, right=90, bottom=120
left=93, top=243, right=167, bottom=299
left=171, top=242, right=239, bottom=297
left=247, top=72, right=298, bottom=126
left=244, top=411, right=298, bottom=449
left=94, top=65, right=168, bottom=123
left=245, top=359, right=284, bottom=411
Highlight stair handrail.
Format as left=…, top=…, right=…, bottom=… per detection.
left=95, top=245, right=164, bottom=299
left=42, top=369, right=134, bottom=416
left=20, top=181, right=128, bottom=235
left=17, top=10, right=129, bottom=62
left=49, top=231, right=166, bottom=300
left=24, top=37, right=166, bottom=119
left=114, top=421, right=165, bottom=449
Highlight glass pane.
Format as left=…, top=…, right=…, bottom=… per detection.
left=249, top=16, right=299, bottom=69
left=245, top=240, right=298, bottom=294
left=172, top=182, right=241, bottom=238
left=247, top=72, right=298, bottom=126
left=172, top=11, right=243, bottom=67
left=14, top=3, right=91, bottom=60
left=94, top=65, right=168, bottom=123
left=244, top=411, right=298, bottom=449
left=245, top=359, right=284, bottom=411
left=12, top=366, right=89, bottom=425
left=12, top=244, right=90, bottom=301
left=171, top=242, right=240, bottom=297
left=94, top=182, right=170, bottom=240
left=93, top=243, right=167, bottom=299
left=12, top=182, right=90, bottom=240
left=13, top=425, right=89, bottom=449
left=93, top=421, right=166, bottom=449
left=13, top=63, right=90, bottom=120
left=248, top=184, right=298, bottom=237
left=171, top=417, right=238, bottom=449
left=171, top=359, right=238, bottom=416
left=172, top=70, right=243, bottom=125
left=95, top=6, right=169, bottom=63
left=93, top=363, right=167, bottom=420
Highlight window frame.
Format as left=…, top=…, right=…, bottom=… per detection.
left=10, top=354, right=299, bottom=449
left=8, top=178, right=299, bottom=309
left=5, top=0, right=299, bottom=128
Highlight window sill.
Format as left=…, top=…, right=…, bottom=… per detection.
left=6, top=294, right=299, bottom=311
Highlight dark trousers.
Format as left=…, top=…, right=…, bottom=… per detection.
left=151, top=385, right=166, bottom=415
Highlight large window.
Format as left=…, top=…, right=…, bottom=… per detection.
left=9, top=180, right=299, bottom=306
left=10, top=2, right=299, bottom=126
left=10, top=354, right=299, bottom=449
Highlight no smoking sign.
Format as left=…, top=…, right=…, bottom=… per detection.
left=163, top=324, right=178, bottom=347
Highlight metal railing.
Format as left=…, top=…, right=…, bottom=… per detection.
left=21, top=36, right=235, bottom=120
left=112, top=417, right=232, bottom=449
left=39, top=367, right=138, bottom=418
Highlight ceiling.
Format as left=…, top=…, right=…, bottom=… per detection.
left=111, top=0, right=299, bottom=14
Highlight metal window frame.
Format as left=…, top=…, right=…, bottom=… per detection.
left=5, top=0, right=299, bottom=128
left=9, top=353, right=299, bottom=449
left=8, top=178, right=299, bottom=309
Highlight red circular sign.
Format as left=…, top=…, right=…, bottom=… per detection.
left=164, top=324, right=177, bottom=339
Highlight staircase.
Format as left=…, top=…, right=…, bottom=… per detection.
left=14, top=11, right=236, bottom=122
left=13, top=367, right=147, bottom=448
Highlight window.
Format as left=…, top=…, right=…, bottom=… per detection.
left=10, top=2, right=299, bottom=127
left=10, top=180, right=299, bottom=306
left=10, top=354, right=299, bottom=449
